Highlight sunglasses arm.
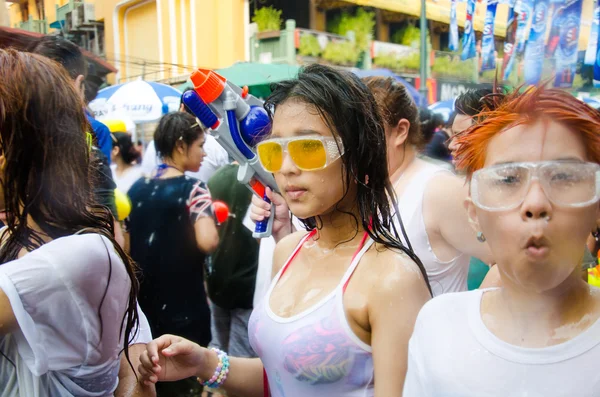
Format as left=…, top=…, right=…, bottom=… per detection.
left=183, top=68, right=279, bottom=238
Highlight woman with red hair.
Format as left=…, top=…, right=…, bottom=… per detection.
left=404, top=86, right=600, bottom=396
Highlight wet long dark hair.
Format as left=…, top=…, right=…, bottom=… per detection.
left=0, top=49, right=139, bottom=367
left=265, top=64, right=431, bottom=294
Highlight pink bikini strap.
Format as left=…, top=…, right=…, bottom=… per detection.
left=278, top=229, right=318, bottom=278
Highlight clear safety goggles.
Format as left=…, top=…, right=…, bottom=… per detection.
left=256, top=136, right=344, bottom=173
left=471, top=161, right=600, bottom=211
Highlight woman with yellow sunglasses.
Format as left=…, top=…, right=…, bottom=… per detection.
left=138, top=64, right=432, bottom=396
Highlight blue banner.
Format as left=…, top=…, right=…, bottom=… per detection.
left=515, top=0, right=534, bottom=55
left=502, top=4, right=518, bottom=80
left=593, top=4, right=600, bottom=86
left=523, top=0, right=550, bottom=84
left=449, top=0, right=459, bottom=51
left=481, top=0, right=499, bottom=71
left=461, top=0, right=477, bottom=60
left=546, top=0, right=564, bottom=58
left=585, top=0, right=600, bottom=65
left=554, top=0, right=583, bottom=87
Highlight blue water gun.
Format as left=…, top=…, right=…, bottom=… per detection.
left=182, top=68, right=275, bottom=238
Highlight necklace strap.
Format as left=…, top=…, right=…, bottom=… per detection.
left=154, top=164, right=183, bottom=178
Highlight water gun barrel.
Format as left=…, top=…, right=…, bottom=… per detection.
left=184, top=69, right=277, bottom=238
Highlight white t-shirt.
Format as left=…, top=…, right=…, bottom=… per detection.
left=110, top=164, right=143, bottom=194
left=141, top=136, right=229, bottom=183
left=404, top=289, right=600, bottom=397
left=0, top=234, right=140, bottom=396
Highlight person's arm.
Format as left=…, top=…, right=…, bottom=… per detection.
left=115, top=344, right=157, bottom=397
left=367, top=250, right=431, bottom=396
left=138, top=335, right=265, bottom=397
left=426, top=173, right=494, bottom=264
left=188, top=181, right=219, bottom=254
left=0, top=287, right=17, bottom=335
left=194, top=217, right=219, bottom=254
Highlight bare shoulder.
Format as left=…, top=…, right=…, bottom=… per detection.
left=425, top=171, right=466, bottom=199
left=360, top=243, right=430, bottom=296
left=271, top=230, right=310, bottom=278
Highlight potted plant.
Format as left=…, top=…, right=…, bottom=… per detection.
left=252, top=6, right=283, bottom=39
left=322, top=40, right=359, bottom=67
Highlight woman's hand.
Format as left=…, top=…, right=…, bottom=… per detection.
left=138, top=334, right=214, bottom=385
left=250, top=187, right=293, bottom=242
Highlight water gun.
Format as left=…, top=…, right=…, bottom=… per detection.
left=588, top=250, right=600, bottom=288
left=182, top=68, right=275, bottom=238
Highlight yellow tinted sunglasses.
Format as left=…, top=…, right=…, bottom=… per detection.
left=256, top=136, right=344, bottom=173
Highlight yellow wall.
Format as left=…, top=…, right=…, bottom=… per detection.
left=8, top=0, right=248, bottom=83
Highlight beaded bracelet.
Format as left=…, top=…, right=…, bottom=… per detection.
left=198, top=348, right=230, bottom=389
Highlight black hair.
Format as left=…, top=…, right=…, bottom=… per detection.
left=419, top=108, right=441, bottom=146
left=154, top=112, right=204, bottom=160
left=112, top=132, right=141, bottom=164
left=265, top=64, right=431, bottom=295
left=30, top=36, right=87, bottom=80
left=454, top=88, right=501, bottom=117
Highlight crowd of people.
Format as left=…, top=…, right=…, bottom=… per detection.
left=0, top=35, right=599, bottom=397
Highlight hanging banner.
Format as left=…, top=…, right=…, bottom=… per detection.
left=515, top=0, right=534, bottom=55
left=593, top=26, right=600, bottom=86
left=523, top=0, right=550, bottom=84
left=502, top=3, right=519, bottom=80
left=481, top=0, right=499, bottom=71
left=461, top=0, right=477, bottom=60
left=554, top=0, right=583, bottom=87
left=449, top=0, right=459, bottom=51
left=585, top=0, right=600, bottom=65
left=546, top=0, right=565, bottom=58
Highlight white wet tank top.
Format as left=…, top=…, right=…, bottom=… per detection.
left=395, top=162, right=470, bottom=296
left=248, top=230, right=376, bottom=397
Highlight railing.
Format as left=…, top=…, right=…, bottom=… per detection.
left=249, top=19, right=297, bottom=64
left=431, top=51, right=478, bottom=82
left=249, top=19, right=369, bottom=69
left=249, top=19, right=507, bottom=83
left=371, top=41, right=421, bottom=75
left=17, top=15, right=48, bottom=34
left=55, top=0, right=83, bottom=24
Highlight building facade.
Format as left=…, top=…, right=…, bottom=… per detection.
left=7, top=0, right=250, bottom=83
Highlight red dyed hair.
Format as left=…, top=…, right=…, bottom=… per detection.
left=455, top=85, right=600, bottom=178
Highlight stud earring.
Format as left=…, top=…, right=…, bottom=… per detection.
left=477, top=231, right=486, bottom=243
left=593, top=228, right=600, bottom=242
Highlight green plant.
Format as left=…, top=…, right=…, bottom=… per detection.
left=327, top=8, right=375, bottom=52
left=373, top=52, right=420, bottom=73
left=322, top=40, right=359, bottom=66
left=252, top=6, right=282, bottom=32
left=298, top=34, right=322, bottom=57
left=432, top=55, right=475, bottom=81
left=391, top=25, right=430, bottom=49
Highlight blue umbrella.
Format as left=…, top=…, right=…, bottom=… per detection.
left=428, top=99, right=456, bottom=123
left=352, top=68, right=427, bottom=108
